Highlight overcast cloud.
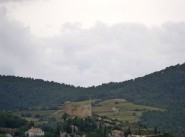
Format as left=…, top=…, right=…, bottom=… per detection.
left=0, top=8, right=185, bottom=87
left=0, top=0, right=38, bottom=2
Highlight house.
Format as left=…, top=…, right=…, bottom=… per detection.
left=25, top=127, right=44, bottom=137
left=112, top=130, right=124, bottom=137
left=60, top=132, right=83, bottom=137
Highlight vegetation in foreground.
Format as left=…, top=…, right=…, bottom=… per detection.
left=0, top=112, right=177, bottom=137
left=2, top=99, right=182, bottom=136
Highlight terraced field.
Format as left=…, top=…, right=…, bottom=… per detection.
left=92, top=99, right=165, bottom=122
left=92, top=99, right=164, bottom=122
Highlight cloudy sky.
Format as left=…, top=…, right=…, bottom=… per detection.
left=0, top=0, right=185, bottom=87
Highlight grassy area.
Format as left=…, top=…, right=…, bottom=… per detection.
left=11, top=110, right=56, bottom=117
left=66, top=98, right=163, bottom=123
left=73, top=100, right=92, bottom=105
left=10, top=109, right=58, bottom=126
left=92, top=99, right=165, bottom=123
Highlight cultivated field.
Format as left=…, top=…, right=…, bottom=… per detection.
left=92, top=99, right=164, bottom=122
left=10, top=99, right=165, bottom=124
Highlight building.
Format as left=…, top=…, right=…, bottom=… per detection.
left=112, top=130, right=124, bottom=137
left=64, top=101, right=92, bottom=117
left=25, top=127, right=44, bottom=137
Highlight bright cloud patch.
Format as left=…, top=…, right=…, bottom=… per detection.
left=0, top=8, right=185, bottom=87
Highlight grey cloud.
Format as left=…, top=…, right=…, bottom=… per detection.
left=0, top=8, right=35, bottom=59
left=44, top=22, right=185, bottom=86
left=0, top=8, right=185, bottom=87
left=0, top=66, right=14, bottom=75
left=157, top=22, right=185, bottom=52
left=0, top=0, right=40, bottom=3
left=0, top=8, right=44, bottom=78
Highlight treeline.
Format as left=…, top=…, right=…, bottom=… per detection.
left=89, top=63, right=185, bottom=110
left=138, top=110, right=185, bottom=134
left=0, top=113, right=27, bottom=128
left=0, top=76, right=86, bottom=110
left=0, top=63, right=185, bottom=111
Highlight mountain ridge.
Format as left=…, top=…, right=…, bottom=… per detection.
left=0, top=63, right=185, bottom=111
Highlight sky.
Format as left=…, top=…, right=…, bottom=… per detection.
left=0, top=0, right=185, bottom=87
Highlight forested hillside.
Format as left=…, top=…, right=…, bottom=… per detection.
left=90, top=63, right=185, bottom=109
left=0, top=63, right=185, bottom=111
left=0, top=76, right=86, bottom=110
left=138, top=110, right=185, bottom=134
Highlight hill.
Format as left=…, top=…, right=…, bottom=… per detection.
left=0, top=76, right=85, bottom=110
left=89, top=63, right=185, bottom=110
left=0, top=63, right=185, bottom=111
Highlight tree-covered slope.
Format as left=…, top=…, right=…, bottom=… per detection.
left=138, top=110, right=185, bottom=134
left=90, top=63, right=185, bottom=109
left=0, top=63, right=185, bottom=111
left=0, top=76, right=86, bottom=110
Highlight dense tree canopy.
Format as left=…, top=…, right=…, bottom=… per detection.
left=0, top=113, right=27, bottom=128
left=0, top=63, right=185, bottom=110
left=138, top=110, right=185, bottom=134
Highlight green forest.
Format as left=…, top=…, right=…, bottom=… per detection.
left=138, top=110, right=185, bottom=134
left=0, top=113, right=27, bottom=128
left=1, top=63, right=185, bottom=110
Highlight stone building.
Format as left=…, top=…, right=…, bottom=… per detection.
left=64, top=101, right=92, bottom=117
left=25, top=127, right=44, bottom=137
left=112, top=130, right=124, bottom=137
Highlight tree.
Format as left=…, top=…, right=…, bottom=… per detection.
left=154, top=126, right=158, bottom=135
left=62, top=113, right=69, bottom=121
left=104, top=126, right=107, bottom=137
